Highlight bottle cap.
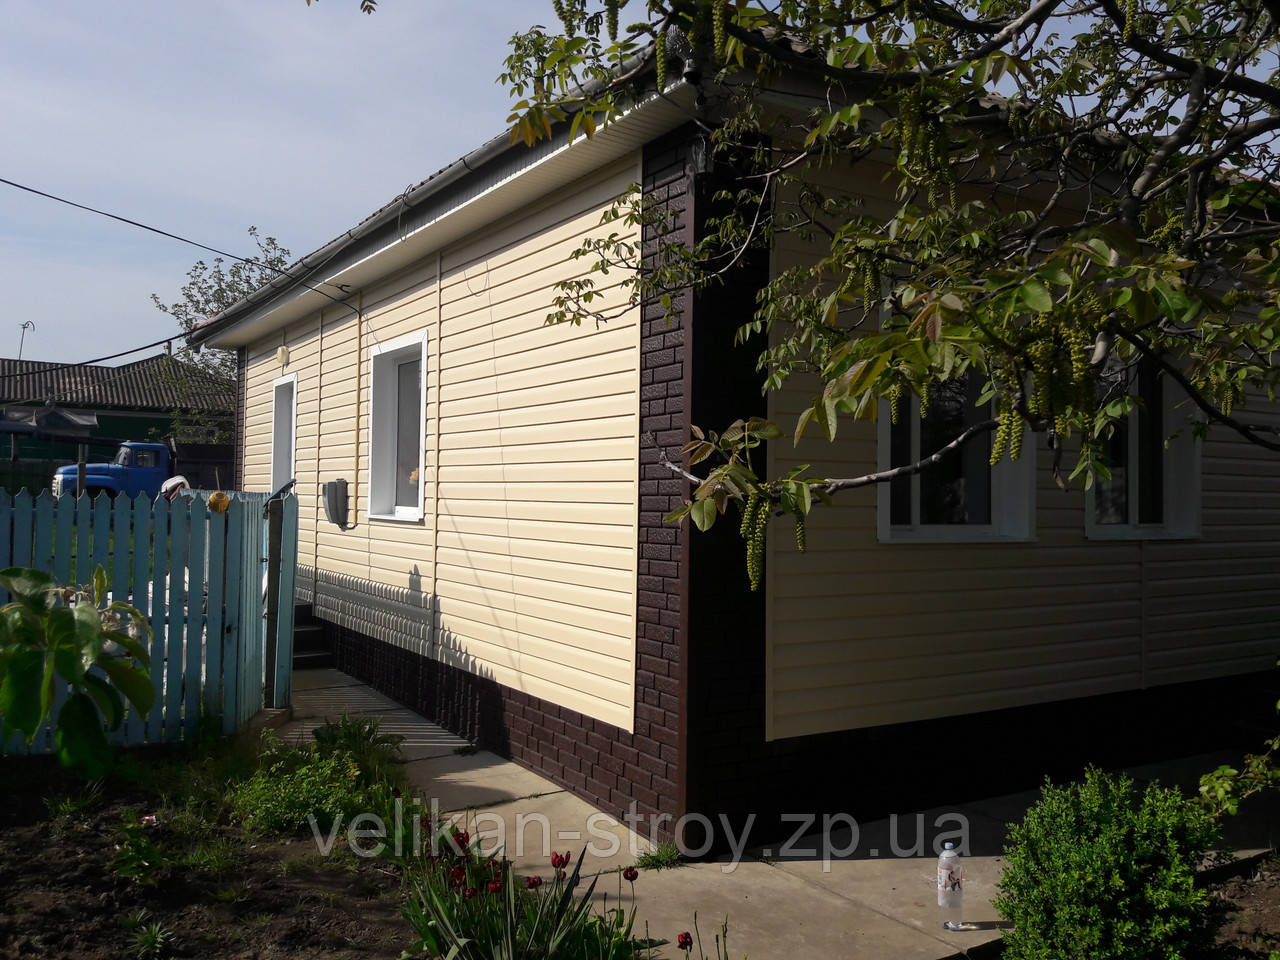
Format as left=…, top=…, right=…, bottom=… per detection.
left=943, top=842, right=955, bottom=850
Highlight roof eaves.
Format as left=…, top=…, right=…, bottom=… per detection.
left=189, top=50, right=679, bottom=350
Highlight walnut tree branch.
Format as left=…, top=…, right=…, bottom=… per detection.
left=817, top=418, right=1000, bottom=494
left=1116, top=329, right=1280, bottom=452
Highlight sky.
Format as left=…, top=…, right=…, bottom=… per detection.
left=0, top=0, right=540, bottom=364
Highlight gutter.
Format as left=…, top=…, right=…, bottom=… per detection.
left=188, top=130, right=517, bottom=347
left=190, top=48, right=683, bottom=350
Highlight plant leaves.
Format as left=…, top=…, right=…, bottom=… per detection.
left=0, top=648, right=45, bottom=739
left=101, top=659, right=155, bottom=715
left=83, top=672, right=124, bottom=731
left=0, top=568, right=58, bottom=612
left=1020, top=279, right=1054, bottom=313
left=690, top=497, right=717, bottom=532
left=55, top=692, right=111, bottom=778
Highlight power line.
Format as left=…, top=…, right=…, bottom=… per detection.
left=0, top=174, right=366, bottom=382
left=0, top=334, right=181, bottom=383
left=0, top=174, right=356, bottom=311
left=0, top=175, right=275, bottom=273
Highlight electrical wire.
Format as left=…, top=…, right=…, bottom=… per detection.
left=0, top=175, right=349, bottom=308
left=0, top=174, right=368, bottom=381
left=0, top=333, right=182, bottom=382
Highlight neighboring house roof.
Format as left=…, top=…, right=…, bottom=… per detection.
left=0, top=353, right=233, bottom=414
left=190, top=81, right=695, bottom=350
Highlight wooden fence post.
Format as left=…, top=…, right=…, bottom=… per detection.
left=263, top=498, right=282, bottom=709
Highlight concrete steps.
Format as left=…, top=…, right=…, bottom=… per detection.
left=292, top=605, right=332, bottom=670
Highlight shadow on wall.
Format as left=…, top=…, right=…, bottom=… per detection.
left=315, top=562, right=514, bottom=763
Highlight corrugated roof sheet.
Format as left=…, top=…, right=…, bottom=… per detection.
left=0, top=353, right=233, bottom=414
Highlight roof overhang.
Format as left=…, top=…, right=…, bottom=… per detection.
left=194, top=85, right=696, bottom=350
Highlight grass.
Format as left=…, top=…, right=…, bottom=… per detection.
left=130, top=920, right=175, bottom=960
left=180, top=837, right=240, bottom=877
left=635, top=839, right=684, bottom=871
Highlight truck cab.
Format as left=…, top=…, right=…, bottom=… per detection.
left=52, top=442, right=172, bottom=499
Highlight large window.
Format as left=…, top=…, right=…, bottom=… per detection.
left=369, top=332, right=427, bottom=521
left=1087, top=357, right=1200, bottom=539
left=877, top=375, right=1034, bottom=542
left=271, top=373, right=297, bottom=493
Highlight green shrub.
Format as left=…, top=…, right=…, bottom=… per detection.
left=995, top=767, right=1221, bottom=960
left=229, top=747, right=375, bottom=833
left=312, top=713, right=405, bottom=788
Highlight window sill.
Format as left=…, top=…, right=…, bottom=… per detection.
left=367, top=510, right=424, bottom=524
left=880, top=528, right=1037, bottom=545
left=1085, top=525, right=1200, bottom=541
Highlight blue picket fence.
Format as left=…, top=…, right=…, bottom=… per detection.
left=0, top=489, right=298, bottom=755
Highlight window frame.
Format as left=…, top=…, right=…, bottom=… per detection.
left=876, top=387, right=1036, bottom=544
left=367, top=330, right=428, bottom=523
left=270, top=373, right=298, bottom=494
left=1084, top=369, right=1201, bottom=541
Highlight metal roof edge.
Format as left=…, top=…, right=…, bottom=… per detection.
left=192, top=81, right=689, bottom=350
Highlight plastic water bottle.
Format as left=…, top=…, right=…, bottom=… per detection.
left=936, top=842, right=963, bottom=931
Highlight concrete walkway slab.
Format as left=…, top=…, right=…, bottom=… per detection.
left=611, top=861, right=963, bottom=960
left=402, top=751, right=565, bottom=813
left=454, top=789, right=651, bottom=877
left=277, top=708, right=471, bottom=757
left=292, top=668, right=366, bottom=692
left=292, top=683, right=405, bottom=719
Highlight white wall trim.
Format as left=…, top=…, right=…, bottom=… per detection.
left=270, top=373, right=298, bottom=493
left=1084, top=374, right=1202, bottom=541
left=875, top=397, right=1036, bottom=543
left=367, top=329, right=429, bottom=523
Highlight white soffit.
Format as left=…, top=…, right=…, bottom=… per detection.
left=208, top=90, right=693, bottom=348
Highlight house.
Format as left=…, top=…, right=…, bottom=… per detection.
left=0, top=353, right=234, bottom=494
left=190, top=80, right=1280, bottom=846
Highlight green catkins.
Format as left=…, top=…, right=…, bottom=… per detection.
left=713, top=0, right=728, bottom=61
left=606, top=0, right=620, bottom=40
left=655, top=29, right=668, bottom=89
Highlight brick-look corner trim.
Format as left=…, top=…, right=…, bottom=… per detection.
left=317, top=128, right=699, bottom=839
left=233, top=347, right=246, bottom=490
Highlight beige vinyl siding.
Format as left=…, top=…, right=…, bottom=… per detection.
left=242, top=155, right=642, bottom=730
left=764, top=187, right=1280, bottom=741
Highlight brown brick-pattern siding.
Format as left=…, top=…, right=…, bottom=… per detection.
left=315, top=129, right=699, bottom=838
left=633, top=126, right=697, bottom=824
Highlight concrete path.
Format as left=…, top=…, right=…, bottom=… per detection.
left=277, top=668, right=1276, bottom=960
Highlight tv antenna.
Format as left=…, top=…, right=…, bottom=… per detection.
left=17, top=320, right=35, bottom=360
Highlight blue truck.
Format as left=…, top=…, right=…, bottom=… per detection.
left=51, top=440, right=233, bottom=499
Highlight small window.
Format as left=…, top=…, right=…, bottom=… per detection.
left=369, top=332, right=427, bottom=521
left=877, top=375, right=1034, bottom=542
left=135, top=450, right=158, bottom=468
left=1087, top=357, right=1200, bottom=539
left=271, top=374, right=297, bottom=493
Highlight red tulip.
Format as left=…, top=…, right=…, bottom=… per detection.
left=677, top=932, right=693, bottom=951
left=623, top=866, right=639, bottom=882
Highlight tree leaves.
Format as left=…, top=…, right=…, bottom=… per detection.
left=506, top=0, right=1280, bottom=540
left=1020, top=279, right=1054, bottom=313
left=690, top=497, right=718, bottom=531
